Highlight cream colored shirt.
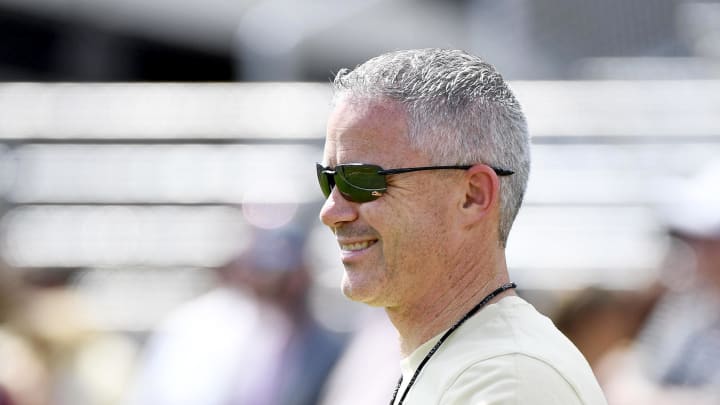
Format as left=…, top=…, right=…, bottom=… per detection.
left=394, top=296, right=607, bottom=405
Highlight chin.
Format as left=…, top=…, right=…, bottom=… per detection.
left=340, top=274, right=385, bottom=307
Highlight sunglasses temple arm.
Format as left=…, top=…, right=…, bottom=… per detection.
left=378, top=165, right=473, bottom=175
left=492, top=167, right=514, bottom=176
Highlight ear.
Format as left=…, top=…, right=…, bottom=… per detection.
left=460, top=164, right=500, bottom=224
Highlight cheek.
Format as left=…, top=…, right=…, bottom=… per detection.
left=363, top=202, right=414, bottom=257
left=378, top=201, right=449, bottom=259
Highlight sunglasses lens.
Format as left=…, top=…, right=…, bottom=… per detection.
left=316, top=163, right=333, bottom=198
left=316, top=163, right=387, bottom=203
left=336, top=164, right=386, bottom=202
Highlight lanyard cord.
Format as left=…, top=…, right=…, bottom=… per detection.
left=389, top=282, right=518, bottom=405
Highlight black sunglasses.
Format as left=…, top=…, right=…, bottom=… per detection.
left=316, top=162, right=514, bottom=203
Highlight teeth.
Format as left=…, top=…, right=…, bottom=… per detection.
left=341, top=240, right=375, bottom=251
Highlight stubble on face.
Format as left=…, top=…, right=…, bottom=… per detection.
left=322, top=97, right=459, bottom=309
left=323, top=98, right=408, bottom=306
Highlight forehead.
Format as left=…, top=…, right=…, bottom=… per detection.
left=324, top=97, right=425, bottom=167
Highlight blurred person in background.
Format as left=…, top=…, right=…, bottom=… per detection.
left=317, top=48, right=607, bottom=405
left=128, top=225, right=344, bottom=405
left=552, top=286, right=661, bottom=374
left=599, top=161, right=720, bottom=404
left=0, top=262, right=135, bottom=405
left=0, top=262, right=49, bottom=405
left=318, top=309, right=400, bottom=405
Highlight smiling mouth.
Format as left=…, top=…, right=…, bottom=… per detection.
left=340, top=240, right=378, bottom=252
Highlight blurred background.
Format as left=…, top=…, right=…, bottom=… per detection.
left=1, top=0, right=720, bottom=404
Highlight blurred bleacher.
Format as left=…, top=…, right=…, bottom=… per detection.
left=1, top=81, right=719, bottom=331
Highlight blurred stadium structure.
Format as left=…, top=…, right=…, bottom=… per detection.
left=1, top=2, right=720, bottom=402
left=1, top=0, right=720, bottom=81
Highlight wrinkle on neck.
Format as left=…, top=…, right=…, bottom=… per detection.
left=386, top=246, right=512, bottom=357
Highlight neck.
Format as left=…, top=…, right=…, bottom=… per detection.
left=386, top=249, right=514, bottom=357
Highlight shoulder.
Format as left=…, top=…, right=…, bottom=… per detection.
left=434, top=297, right=607, bottom=405
left=439, top=353, right=605, bottom=405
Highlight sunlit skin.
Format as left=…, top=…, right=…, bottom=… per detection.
left=320, top=96, right=516, bottom=355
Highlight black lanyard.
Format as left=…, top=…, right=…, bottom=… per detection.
left=389, top=282, right=518, bottom=405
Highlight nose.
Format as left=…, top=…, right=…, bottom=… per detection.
left=319, top=186, right=359, bottom=229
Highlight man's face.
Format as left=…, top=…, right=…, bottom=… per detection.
left=319, top=97, right=460, bottom=308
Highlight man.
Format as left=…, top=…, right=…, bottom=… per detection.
left=316, top=49, right=607, bottom=404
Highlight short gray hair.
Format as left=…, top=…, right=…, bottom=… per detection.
left=332, top=48, right=530, bottom=247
